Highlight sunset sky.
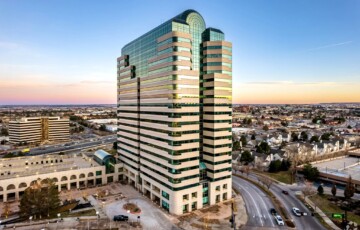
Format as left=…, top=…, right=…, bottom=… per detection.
left=0, top=0, right=359, bottom=105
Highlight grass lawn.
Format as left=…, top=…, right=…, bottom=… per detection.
left=259, top=171, right=292, bottom=184
left=309, top=195, right=360, bottom=225
left=61, top=209, right=97, bottom=218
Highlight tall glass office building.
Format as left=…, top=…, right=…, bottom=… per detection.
left=117, top=9, right=232, bottom=215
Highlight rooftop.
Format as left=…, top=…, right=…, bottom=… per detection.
left=0, top=153, right=101, bottom=180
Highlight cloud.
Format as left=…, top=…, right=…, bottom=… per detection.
left=306, top=41, right=353, bottom=52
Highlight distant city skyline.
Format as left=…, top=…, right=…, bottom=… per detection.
left=0, top=0, right=359, bottom=105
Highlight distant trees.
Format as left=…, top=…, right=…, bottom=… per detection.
left=344, top=176, right=355, bottom=200
left=281, top=121, right=288, bottom=127
left=291, top=132, right=299, bottom=142
left=268, top=160, right=282, bottom=173
left=1, top=127, right=8, bottom=136
left=312, top=116, right=326, bottom=124
left=240, top=135, right=247, bottom=147
left=321, top=133, right=332, bottom=141
left=268, top=159, right=291, bottom=173
left=310, top=135, right=320, bottom=143
left=331, top=184, right=337, bottom=197
left=113, top=141, right=118, bottom=150
left=302, top=163, right=320, bottom=181
left=317, top=184, right=324, bottom=195
left=99, top=124, right=107, bottom=131
left=242, top=118, right=252, bottom=125
left=263, top=125, right=269, bottom=131
left=300, top=131, right=308, bottom=141
left=240, top=151, right=254, bottom=165
left=333, top=117, right=346, bottom=124
left=256, top=141, right=271, bottom=154
left=232, top=141, right=240, bottom=151
left=251, top=134, right=256, bottom=140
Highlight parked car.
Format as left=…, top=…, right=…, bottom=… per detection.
left=292, top=207, right=301, bottom=216
left=282, top=190, right=289, bottom=195
left=274, top=214, right=285, bottom=226
left=270, top=208, right=277, bottom=215
left=113, top=215, right=129, bottom=221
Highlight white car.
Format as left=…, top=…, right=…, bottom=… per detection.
left=292, top=207, right=301, bottom=216
left=274, top=214, right=285, bottom=226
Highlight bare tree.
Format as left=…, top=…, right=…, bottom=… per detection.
left=259, top=176, right=273, bottom=190
left=243, top=165, right=250, bottom=177
left=286, top=144, right=300, bottom=184
left=302, top=182, right=316, bottom=199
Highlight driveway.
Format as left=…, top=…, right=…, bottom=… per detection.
left=104, top=197, right=180, bottom=230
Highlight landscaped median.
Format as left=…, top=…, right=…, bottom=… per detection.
left=232, top=173, right=296, bottom=228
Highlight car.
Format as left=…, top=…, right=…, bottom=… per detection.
left=274, top=214, right=285, bottom=226
left=270, top=208, right=277, bottom=215
left=292, top=207, right=301, bottom=216
left=282, top=190, right=289, bottom=195
left=113, top=215, right=128, bottom=221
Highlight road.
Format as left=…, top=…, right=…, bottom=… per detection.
left=233, top=175, right=284, bottom=229
left=2, top=135, right=116, bottom=158
left=248, top=173, right=326, bottom=230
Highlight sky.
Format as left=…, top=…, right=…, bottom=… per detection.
left=0, top=0, right=359, bottom=105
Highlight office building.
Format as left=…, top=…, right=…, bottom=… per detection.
left=117, top=9, right=232, bottom=215
left=9, top=117, right=70, bottom=144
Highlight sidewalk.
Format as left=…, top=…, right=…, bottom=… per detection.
left=304, top=196, right=341, bottom=230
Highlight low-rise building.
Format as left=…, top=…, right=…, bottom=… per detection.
left=0, top=150, right=123, bottom=202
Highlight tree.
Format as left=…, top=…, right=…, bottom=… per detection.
left=19, top=178, right=60, bottom=219
left=331, top=183, right=337, bottom=197
left=300, top=131, right=308, bottom=141
left=268, top=160, right=282, bottom=173
left=240, top=151, right=254, bottom=165
left=321, top=133, right=331, bottom=141
left=256, top=141, right=271, bottom=154
left=344, top=176, right=355, bottom=200
left=302, top=163, right=319, bottom=181
left=1, top=127, right=8, bottom=136
left=99, top=124, right=107, bottom=131
left=259, top=177, right=273, bottom=190
left=251, top=134, right=256, bottom=140
left=113, top=141, right=118, bottom=150
left=302, top=182, right=316, bottom=198
left=317, top=184, right=324, bottom=195
left=347, top=125, right=352, bottom=129
left=310, top=135, right=320, bottom=143
left=281, top=121, right=288, bottom=127
left=280, top=159, right=291, bottom=171
left=291, top=132, right=299, bottom=142
left=232, top=141, right=240, bottom=151
left=2, top=202, right=11, bottom=219
left=263, top=125, right=269, bottom=131
left=240, top=135, right=247, bottom=147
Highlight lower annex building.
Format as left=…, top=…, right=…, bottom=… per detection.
left=117, top=9, right=233, bottom=215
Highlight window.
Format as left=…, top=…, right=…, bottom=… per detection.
left=192, top=192, right=197, bottom=198
left=183, top=194, right=189, bottom=201
left=223, top=192, right=228, bottom=201
left=96, top=171, right=102, bottom=176
left=162, top=200, right=170, bottom=211
left=162, top=191, right=170, bottom=200
left=223, top=184, right=227, bottom=190
left=216, top=194, right=220, bottom=203
left=191, top=202, right=197, bottom=211
left=216, top=186, right=220, bottom=191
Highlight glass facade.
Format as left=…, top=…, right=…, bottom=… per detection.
left=118, top=9, right=232, bottom=214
